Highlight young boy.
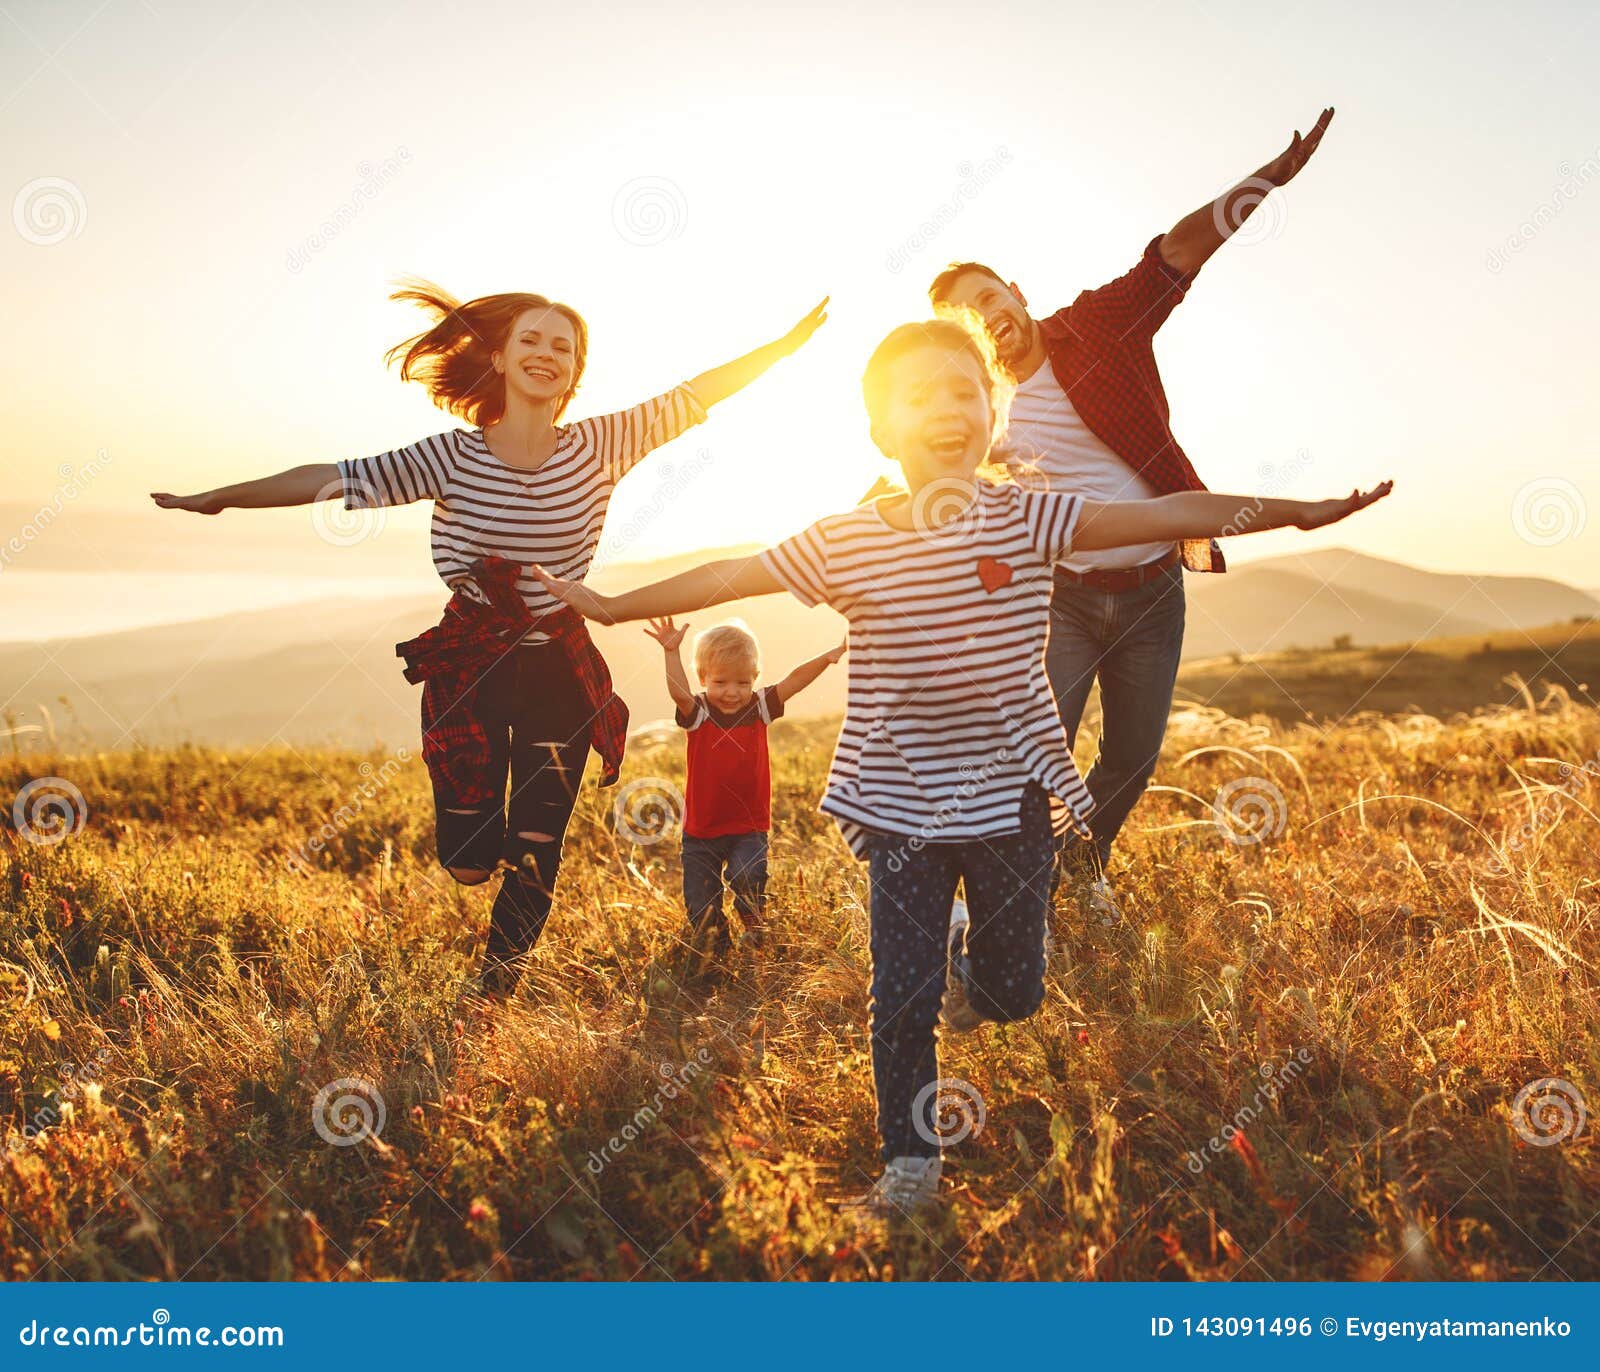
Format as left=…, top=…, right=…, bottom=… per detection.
left=644, top=616, right=844, bottom=967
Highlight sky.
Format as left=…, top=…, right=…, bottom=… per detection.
left=4, top=0, right=1599, bottom=637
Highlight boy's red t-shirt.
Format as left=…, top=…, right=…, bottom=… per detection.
left=676, top=686, right=784, bottom=838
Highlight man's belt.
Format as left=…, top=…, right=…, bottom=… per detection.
left=1053, top=545, right=1181, bottom=593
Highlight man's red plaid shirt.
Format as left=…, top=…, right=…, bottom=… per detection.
left=1037, top=234, right=1225, bottom=573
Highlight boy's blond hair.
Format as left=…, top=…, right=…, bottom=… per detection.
left=693, top=620, right=760, bottom=679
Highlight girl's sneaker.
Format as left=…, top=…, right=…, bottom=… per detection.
left=840, top=1155, right=943, bottom=1217
left=942, top=899, right=984, bottom=1032
left=1087, top=877, right=1122, bottom=927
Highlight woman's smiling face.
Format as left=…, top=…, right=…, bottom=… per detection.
left=495, top=306, right=579, bottom=409
left=872, top=342, right=994, bottom=487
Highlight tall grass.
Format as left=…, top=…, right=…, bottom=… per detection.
left=2, top=692, right=1596, bottom=1280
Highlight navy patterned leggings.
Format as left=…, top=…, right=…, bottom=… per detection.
left=864, top=783, right=1055, bottom=1161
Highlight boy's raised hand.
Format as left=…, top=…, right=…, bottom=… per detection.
left=825, top=639, right=847, bottom=664
left=1293, top=480, right=1394, bottom=530
left=645, top=616, right=688, bottom=651
left=530, top=564, right=615, bottom=623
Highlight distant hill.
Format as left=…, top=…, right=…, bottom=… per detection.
left=2, top=546, right=1595, bottom=748
left=1175, top=618, right=1600, bottom=724
left=1216, top=546, right=1600, bottom=633
left=1182, top=548, right=1600, bottom=659
left=0, top=552, right=837, bottom=749
left=0, top=500, right=430, bottom=578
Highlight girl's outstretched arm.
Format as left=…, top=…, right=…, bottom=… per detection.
left=151, top=463, right=341, bottom=515
left=1072, top=480, right=1393, bottom=552
left=534, top=555, right=783, bottom=625
left=687, top=299, right=828, bottom=408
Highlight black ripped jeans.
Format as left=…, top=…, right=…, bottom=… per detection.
left=432, top=640, right=592, bottom=964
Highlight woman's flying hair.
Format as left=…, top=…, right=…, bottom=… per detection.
left=385, top=278, right=589, bottom=426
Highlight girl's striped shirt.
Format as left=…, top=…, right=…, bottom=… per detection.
left=337, top=384, right=707, bottom=622
left=759, top=479, right=1096, bottom=858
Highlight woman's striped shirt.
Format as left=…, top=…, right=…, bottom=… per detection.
left=337, top=384, right=707, bottom=620
left=759, top=479, right=1096, bottom=858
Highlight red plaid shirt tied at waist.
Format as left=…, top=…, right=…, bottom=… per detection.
left=1037, top=234, right=1226, bottom=574
left=396, top=556, right=628, bottom=805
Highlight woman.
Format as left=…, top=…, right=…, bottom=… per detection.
left=153, top=281, right=827, bottom=994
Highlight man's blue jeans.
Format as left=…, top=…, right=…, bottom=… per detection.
left=1044, top=562, right=1186, bottom=871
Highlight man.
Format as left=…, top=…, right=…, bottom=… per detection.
left=930, top=108, right=1334, bottom=920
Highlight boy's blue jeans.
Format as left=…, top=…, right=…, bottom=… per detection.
left=1044, top=563, right=1186, bottom=872
left=681, top=831, right=768, bottom=946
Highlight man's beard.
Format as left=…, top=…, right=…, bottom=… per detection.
left=989, top=312, right=1031, bottom=367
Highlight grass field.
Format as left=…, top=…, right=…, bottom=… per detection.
left=1178, top=618, right=1600, bottom=724
left=2, top=680, right=1597, bottom=1280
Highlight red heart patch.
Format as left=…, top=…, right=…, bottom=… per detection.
left=977, top=556, right=1013, bottom=593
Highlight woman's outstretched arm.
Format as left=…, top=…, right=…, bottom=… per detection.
left=687, top=299, right=828, bottom=409
left=533, top=555, right=783, bottom=625
left=151, top=463, right=341, bottom=515
left=1072, top=480, right=1393, bottom=551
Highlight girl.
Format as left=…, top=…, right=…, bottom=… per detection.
left=152, top=282, right=828, bottom=996
left=538, top=314, right=1391, bottom=1215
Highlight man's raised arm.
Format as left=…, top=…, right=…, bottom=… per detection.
left=1158, top=107, right=1334, bottom=276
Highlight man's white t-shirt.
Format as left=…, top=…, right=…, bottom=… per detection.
left=1003, top=360, right=1175, bottom=574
